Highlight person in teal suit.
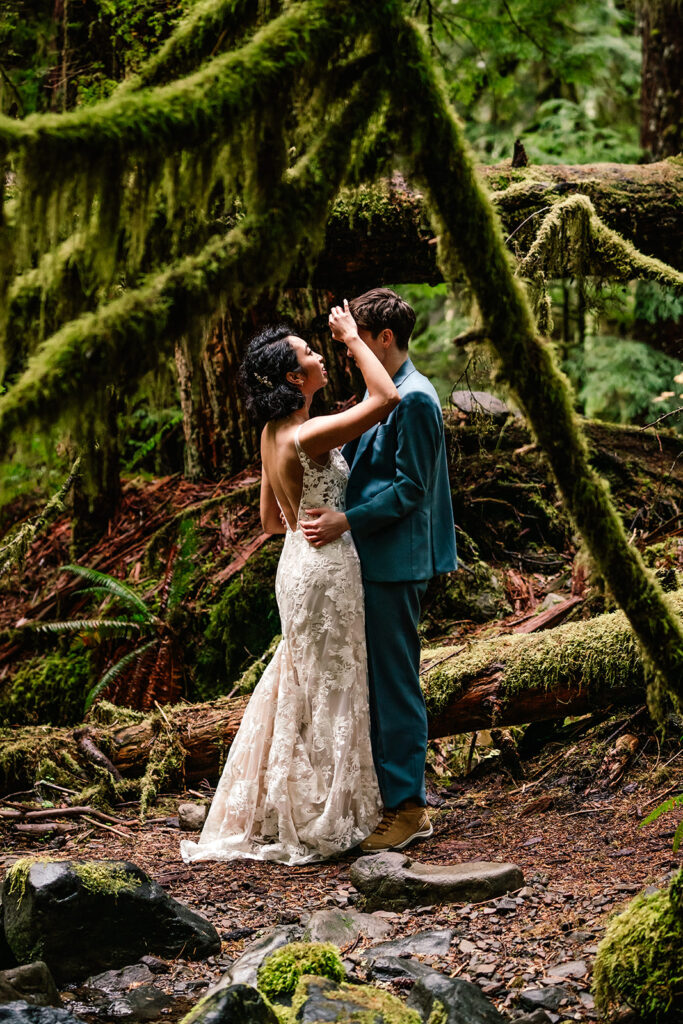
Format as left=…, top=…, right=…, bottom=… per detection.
left=300, top=288, right=457, bottom=851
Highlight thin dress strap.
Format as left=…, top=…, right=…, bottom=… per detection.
left=294, top=424, right=308, bottom=467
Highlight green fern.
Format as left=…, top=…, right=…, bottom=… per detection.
left=84, top=639, right=157, bottom=712
left=641, top=793, right=683, bottom=853
left=62, top=564, right=151, bottom=615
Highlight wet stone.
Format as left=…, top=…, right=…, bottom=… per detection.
left=183, top=984, right=278, bottom=1024
left=518, top=988, right=569, bottom=1012
left=80, top=964, right=172, bottom=1021
left=407, top=971, right=506, bottom=1024
left=2, top=860, right=220, bottom=984
left=0, top=964, right=61, bottom=1008
left=0, top=1005, right=86, bottom=1024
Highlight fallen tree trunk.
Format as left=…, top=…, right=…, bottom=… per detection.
left=3, top=592, right=681, bottom=796
left=308, top=161, right=683, bottom=292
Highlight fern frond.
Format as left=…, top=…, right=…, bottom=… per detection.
left=25, top=619, right=148, bottom=638
left=63, top=565, right=151, bottom=616
left=84, top=640, right=157, bottom=712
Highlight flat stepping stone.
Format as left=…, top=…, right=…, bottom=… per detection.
left=304, top=909, right=391, bottom=946
left=365, top=928, right=454, bottom=959
left=350, top=852, right=523, bottom=911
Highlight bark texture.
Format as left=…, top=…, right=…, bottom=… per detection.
left=640, top=1, right=683, bottom=160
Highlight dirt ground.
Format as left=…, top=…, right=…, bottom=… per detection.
left=3, top=715, right=682, bottom=1023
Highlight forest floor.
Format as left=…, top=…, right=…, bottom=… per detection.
left=3, top=714, right=682, bottom=1024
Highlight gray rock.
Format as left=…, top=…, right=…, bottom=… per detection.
left=81, top=964, right=172, bottom=1021
left=544, top=959, right=586, bottom=980
left=407, top=972, right=506, bottom=1024
left=518, top=988, right=568, bottom=1012
left=450, top=391, right=511, bottom=421
left=177, top=804, right=207, bottom=832
left=0, top=897, right=18, bottom=971
left=350, top=852, right=524, bottom=911
left=180, top=984, right=278, bottom=1024
left=0, top=1004, right=86, bottom=1024
left=209, top=925, right=303, bottom=994
left=514, top=1013, right=553, bottom=1024
left=365, top=957, right=442, bottom=984
left=2, top=860, right=220, bottom=983
left=0, top=964, right=60, bottom=1008
left=304, top=909, right=390, bottom=946
left=366, top=929, right=453, bottom=959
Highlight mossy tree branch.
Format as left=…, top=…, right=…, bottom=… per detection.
left=394, top=16, right=683, bottom=712
left=0, top=71, right=390, bottom=450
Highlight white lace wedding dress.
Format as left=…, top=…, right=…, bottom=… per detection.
left=180, top=429, right=382, bottom=865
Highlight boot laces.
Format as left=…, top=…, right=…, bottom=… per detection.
left=375, top=811, right=399, bottom=835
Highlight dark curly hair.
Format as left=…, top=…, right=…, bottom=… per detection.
left=239, top=323, right=305, bottom=424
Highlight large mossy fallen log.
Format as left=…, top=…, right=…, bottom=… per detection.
left=3, top=591, right=681, bottom=799
left=311, top=161, right=683, bottom=292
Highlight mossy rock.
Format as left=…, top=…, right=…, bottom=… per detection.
left=181, top=983, right=279, bottom=1024
left=257, top=943, right=345, bottom=1002
left=423, top=560, right=511, bottom=631
left=2, top=858, right=220, bottom=983
left=192, top=540, right=283, bottom=700
left=593, top=870, right=683, bottom=1021
left=0, top=643, right=94, bottom=727
left=288, top=975, right=421, bottom=1024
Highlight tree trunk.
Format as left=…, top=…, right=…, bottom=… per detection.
left=6, top=594, right=680, bottom=794
left=640, top=1, right=683, bottom=160
left=70, top=387, right=121, bottom=555
left=175, top=288, right=361, bottom=479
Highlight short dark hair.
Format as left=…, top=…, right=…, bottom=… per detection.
left=349, top=288, right=416, bottom=351
left=238, top=323, right=305, bottom=424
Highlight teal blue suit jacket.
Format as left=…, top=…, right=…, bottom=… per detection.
left=342, top=358, right=457, bottom=583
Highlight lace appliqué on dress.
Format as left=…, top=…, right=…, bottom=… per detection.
left=180, top=428, right=382, bottom=865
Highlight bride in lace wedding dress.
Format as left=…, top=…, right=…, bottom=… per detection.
left=180, top=301, right=399, bottom=865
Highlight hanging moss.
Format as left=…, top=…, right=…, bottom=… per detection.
left=392, top=16, right=683, bottom=714
left=0, top=69, right=388, bottom=452
left=0, top=641, right=94, bottom=727
left=519, top=194, right=683, bottom=289
left=593, top=871, right=683, bottom=1021
left=193, top=540, right=283, bottom=700
left=0, top=0, right=380, bottom=277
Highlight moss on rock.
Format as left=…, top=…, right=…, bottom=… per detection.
left=593, top=871, right=683, bottom=1021
left=193, top=540, right=283, bottom=700
left=287, top=975, right=421, bottom=1024
left=257, top=943, right=345, bottom=1002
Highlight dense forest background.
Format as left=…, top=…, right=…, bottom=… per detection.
left=0, top=0, right=681, bottom=724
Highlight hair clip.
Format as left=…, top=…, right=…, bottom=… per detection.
left=255, top=372, right=274, bottom=390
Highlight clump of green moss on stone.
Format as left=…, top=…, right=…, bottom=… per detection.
left=73, top=862, right=142, bottom=897
left=257, top=943, right=345, bottom=1001
left=287, top=975, right=422, bottom=1024
left=593, top=870, right=683, bottom=1021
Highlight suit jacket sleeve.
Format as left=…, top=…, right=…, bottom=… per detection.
left=345, top=390, right=442, bottom=539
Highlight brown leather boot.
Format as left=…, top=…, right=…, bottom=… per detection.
left=360, top=805, right=432, bottom=853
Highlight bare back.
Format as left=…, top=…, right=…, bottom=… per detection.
left=261, top=420, right=328, bottom=531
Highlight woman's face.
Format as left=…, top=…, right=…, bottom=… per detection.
left=287, top=335, right=328, bottom=395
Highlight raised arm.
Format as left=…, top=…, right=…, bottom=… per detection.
left=297, top=300, right=400, bottom=460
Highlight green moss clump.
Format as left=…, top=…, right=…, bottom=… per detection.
left=0, top=643, right=94, bottom=726
left=593, top=871, right=683, bottom=1021
left=73, top=862, right=142, bottom=897
left=193, top=540, right=283, bottom=700
left=257, top=943, right=345, bottom=1001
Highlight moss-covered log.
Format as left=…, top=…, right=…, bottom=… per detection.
left=310, top=160, right=683, bottom=291
left=4, top=595, right=681, bottom=795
